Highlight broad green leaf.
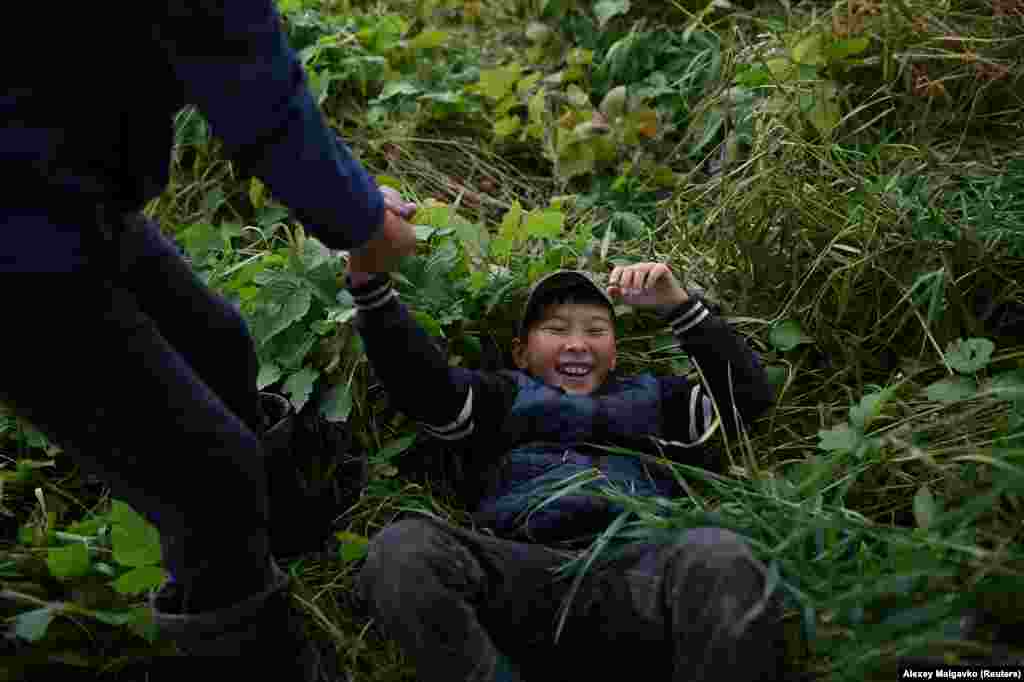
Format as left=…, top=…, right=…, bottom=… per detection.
left=528, top=89, right=547, bottom=125
left=408, top=29, right=447, bottom=50
left=769, top=320, right=813, bottom=351
left=202, top=188, right=227, bottom=215
left=454, top=221, right=489, bottom=269
left=499, top=201, right=525, bottom=244
left=765, top=365, right=788, bottom=388
left=825, top=36, right=871, bottom=60
left=735, top=65, right=773, bottom=88
left=414, top=224, right=436, bottom=241
left=525, top=22, right=553, bottom=44
left=765, top=58, right=796, bottom=81
left=82, top=609, right=134, bottom=627
left=913, top=485, right=940, bottom=531
left=415, top=201, right=454, bottom=228
left=14, top=607, right=55, bottom=642
left=925, top=375, right=978, bottom=403
left=611, top=212, right=646, bottom=239
left=566, top=84, right=591, bottom=110
left=849, top=389, right=891, bottom=431
left=412, top=311, right=444, bottom=337
left=468, top=269, right=489, bottom=295
left=375, top=80, right=421, bottom=101
left=251, top=277, right=313, bottom=346
left=111, top=565, right=167, bottom=596
left=805, top=81, right=841, bottom=140
left=258, top=362, right=283, bottom=390
left=271, top=324, right=318, bottom=370
left=571, top=121, right=610, bottom=142
left=178, top=222, right=224, bottom=261
left=690, top=107, right=725, bottom=156
left=283, top=366, right=319, bottom=413
left=66, top=517, right=106, bottom=537
left=335, top=531, right=370, bottom=564
left=594, top=0, right=631, bottom=29
left=990, top=370, right=1024, bottom=401
left=319, top=383, right=353, bottom=423
left=376, top=434, right=418, bottom=461
left=494, top=115, right=522, bottom=138
left=477, top=64, right=522, bottom=101
left=249, top=178, right=265, bottom=211
left=110, top=500, right=162, bottom=568
left=127, top=606, right=158, bottom=644
left=327, top=307, right=358, bottom=325
left=523, top=209, right=565, bottom=240
left=624, top=107, right=658, bottom=140
left=517, top=71, right=543, bottom=96
left=599, top=85, right=628, bottom=120
left=566, top=48, right=593, bottom=67
left=792, top=33, right=826, bottom=66
left=818, top=424, right=859, bottom=453
left=945, top=338, right=995, bottom=374
left=47, top=542, right=91, bottom=580
left=557, top=142, right=597, bottom=180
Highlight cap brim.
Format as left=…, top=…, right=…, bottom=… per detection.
left=519, top=270, right=615, bottom=336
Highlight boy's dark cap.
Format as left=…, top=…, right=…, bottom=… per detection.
left=518, top=270, right=615, bottom=338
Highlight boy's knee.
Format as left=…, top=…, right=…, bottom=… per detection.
left=358, top=518, right=447, bottom=590
left=358, top=516, right=488, bottom=604
left=366, top=519, right=438, bottom=560
left=667, top=527, right=771, bottom=600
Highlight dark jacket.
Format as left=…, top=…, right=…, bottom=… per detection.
left=348, top=273, right=776, bottom=545
left=2, top=2, right=383, bottom=272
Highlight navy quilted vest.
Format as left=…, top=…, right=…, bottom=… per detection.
left=474, top=370, right=680, bottom=544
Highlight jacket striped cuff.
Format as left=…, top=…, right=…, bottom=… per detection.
left=666, top=298, right=710, bottom=336
left=347, top=273, right=398, bottom=311
left=419, top=386, right=475, bottom=441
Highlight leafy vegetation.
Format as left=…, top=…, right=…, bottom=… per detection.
left=3, top=0, right=1024, bottom=679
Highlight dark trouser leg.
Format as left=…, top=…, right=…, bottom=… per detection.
left=567, top=526, right=786, bottom=682
left=0, top=212, right=271, bottom=613
left=113, top=213, right=264, bottom=434
left=360, top=517, right=784, bottom=682
left=358, top=516, right=576, bottom=682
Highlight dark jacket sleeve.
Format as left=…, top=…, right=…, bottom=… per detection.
left=347, top=273, right=519, bottom=446
left=151, top=1, right=384, bottom=251
left=656, top=296, right=775, bottom=447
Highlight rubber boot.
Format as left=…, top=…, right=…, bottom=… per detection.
left=150, top=558, right=343, bottom=680
left=259, top=392, right=367, bottom=561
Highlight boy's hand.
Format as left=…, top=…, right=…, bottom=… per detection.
left=607, top=262, right=689, bottom=312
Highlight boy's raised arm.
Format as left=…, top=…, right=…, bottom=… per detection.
left=659, top=295, right=775, bottom=443
left=346, top=273, right=518, bottom=443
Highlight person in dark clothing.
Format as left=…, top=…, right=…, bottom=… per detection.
left=347, top=262, right=787, bottom=681
left=2, top=2, right=416, bottom=679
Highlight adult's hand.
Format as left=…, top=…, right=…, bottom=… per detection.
left=380, top=185, right=416, bottom=221
left=346, top=187, right=418, bottom=275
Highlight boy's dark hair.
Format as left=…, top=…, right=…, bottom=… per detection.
left=518, top=283, right=616, bottom=340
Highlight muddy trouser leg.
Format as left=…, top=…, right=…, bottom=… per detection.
left=358, top=516, right=578, bottom=682
left=568, top=526, right=788, bottom=682
left=0, top=211, right=274, bottom=615
left=359, top=517, right=785, bottom=682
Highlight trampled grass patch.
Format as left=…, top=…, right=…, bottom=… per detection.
left=2, top=0, right=1023, bottom=679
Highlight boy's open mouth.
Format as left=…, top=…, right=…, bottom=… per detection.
left=557, top=363, right=593, bottom=378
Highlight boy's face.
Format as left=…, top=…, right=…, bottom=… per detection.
left=512, top=302, right=617, bottom=396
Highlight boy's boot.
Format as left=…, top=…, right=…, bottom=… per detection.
left=150, top=558, right=343, bottom=681
left=259, top=392, right=367, bottom=561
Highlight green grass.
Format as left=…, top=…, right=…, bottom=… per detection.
left=3, top=0, right=1024, bottom=680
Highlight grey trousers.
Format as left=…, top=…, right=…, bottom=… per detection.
left=358, top=514, right=786, bottom=682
